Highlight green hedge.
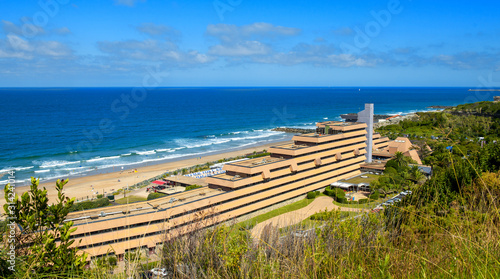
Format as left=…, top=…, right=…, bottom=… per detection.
left=337, top=197, right=348, bottom=204
left=185, top=184, right=202, bottom=191
left=70, top=198, right=110, bottom=212
left=369, top=191, right=380, bottom=200
left=324, top=186, right=334, bottom=197
left=335, top=188, right=346, bottom=199
left=358, top=199, right=369, bottom=204
left=147, top=192, right=168, bottom=200
left=306, top=192, right=316, bottom=199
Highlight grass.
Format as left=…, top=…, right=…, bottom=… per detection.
left=278, top=211, right=360, bottom=234
left=341, top=173, right=379, bottom=184
left=331, top=196, right=387, bottom=209
left=114, top=195, right=147, bottom=204
left=237, top=197, right=315, bottom=229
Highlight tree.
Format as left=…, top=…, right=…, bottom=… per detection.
left=410, top=165, right=426, bottom=184
left=1, top=178, right=87, bottom=277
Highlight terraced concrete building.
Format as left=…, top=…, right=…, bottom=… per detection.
left=69, top=121, right=387, bottom=262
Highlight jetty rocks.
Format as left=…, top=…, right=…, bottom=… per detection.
left=272, top=127, right=316, bottom=134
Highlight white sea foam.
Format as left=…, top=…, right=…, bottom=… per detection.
left=0, top=178, right=31, bottom=185
left=134, top=150, right=156, bottom=155
left=61, top=166, right=85, bottom=171
left=37, top=160, right=80, bottom=168
left=35, top=169, right=50, bottom=173
left=121, top=153, right=132, bottom=156
left=86, top=156, right=120, bottom=163
left=0, top=166, right=35, bottom=173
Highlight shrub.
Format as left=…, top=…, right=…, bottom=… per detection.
left=97, top=194, right=103, bottom=199
left=108, top=256, right=117, bottom=266
left=3, top=178, right=87, bottom=276
left=315, top=191, right=320, bottom=196
left=70, top=197, right=110, bottom=212
left=369, top=191, right=380, bottom=200
left=147, top=192, right=168, bottom=200
left=358, top=199, right=369, bottom=204
left=307, top=192, right=316, bottom=199
left=334, top=188, right=346, bottom=199
left=337, top=197, right=348, bottom=204
left=324, top=186, right=334, bottom=196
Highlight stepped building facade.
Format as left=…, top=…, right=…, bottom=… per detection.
left=68, top=120, right=389, bottom=261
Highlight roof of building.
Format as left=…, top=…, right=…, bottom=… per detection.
left=165, top=175, right=208, bottom=187
left=386, top=115, right=401, bottom=120
left=404, top=149, right=423, bottom=165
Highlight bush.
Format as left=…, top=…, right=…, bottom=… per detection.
left=147, top=192, right=168, bottom=200
left=70, top=198, right=110, bottom=212
left=108, top=256, right=117, bottom=266
left=334, top=188, right=346, bottom=199
left=324, top=186, right=334, bottom=196
left=358, top=199, right=369, bottom=204
left=307, top=192, right=316, bottom=199
left=96, top=194, right=103, bottom=199
left=337, top=197, right=348, bottom=204
left=369, top=191, right=380, bottom=200
left=185, top=184, right=202, bottom=191
left=315, top=191, right=320, bottom=197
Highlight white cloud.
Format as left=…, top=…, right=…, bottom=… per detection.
left=0, top=34, right=73, bottom=60
left=206, top=22, right=301, bottom=43
left=1, top=20, right=45, bottom=36
left=209, top=41, right=271, bottom=56
left=97, top=39, right=215, bottom=66
left=136, top=23, right=179, bottom=38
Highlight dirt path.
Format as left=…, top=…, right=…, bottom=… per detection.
left=251, top=196, right=366, bottom=238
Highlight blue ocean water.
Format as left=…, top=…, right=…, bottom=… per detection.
left=0, top=87, right=491, bottom=185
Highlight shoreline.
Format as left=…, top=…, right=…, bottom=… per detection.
left=0, top=140, right=290, bottom=209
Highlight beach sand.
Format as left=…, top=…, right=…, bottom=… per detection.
left=0, top=141, right=287, bottom=209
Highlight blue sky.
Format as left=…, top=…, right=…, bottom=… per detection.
left=0, top=0, right=499, bottom=87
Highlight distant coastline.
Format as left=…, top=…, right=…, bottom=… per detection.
left=468, top=89, right=500, bottom=91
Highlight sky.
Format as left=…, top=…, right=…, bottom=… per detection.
left=0, top=0, right=499, bottom=87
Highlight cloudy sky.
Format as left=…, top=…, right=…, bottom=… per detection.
left=1, top=0, right=499, bottom=87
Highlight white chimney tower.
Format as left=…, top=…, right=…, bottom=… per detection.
left=357, top=103, right=374, bottom=163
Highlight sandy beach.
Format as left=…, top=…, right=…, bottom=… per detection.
left=0, top=141, right=287, bottom=209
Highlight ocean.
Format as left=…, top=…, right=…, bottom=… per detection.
left=0, top=87, right=491, bottom=186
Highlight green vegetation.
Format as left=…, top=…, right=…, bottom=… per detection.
left=69, top=197, right=111, bottom=212
left=1, top=178, right=87, bottom=278
left=147, top=192, right=168, bottom=200
left=306, top=191, right=320, bottom=199
left=369, top=152, right=423, bottom=195
left=237, top=197, right=315, bottom=229
left=246, top=151, right=270, bottom=159
left=331, top=198, right=384, bottom=209
left=341, top=173, right=379, bottom=184
left=451, top=100, right=500, bottom=116
left=309, top=209, right=355, bottom=221
left=185, top=184, right=202, bottom=191
left=114, top=195, right=147, bottom=204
